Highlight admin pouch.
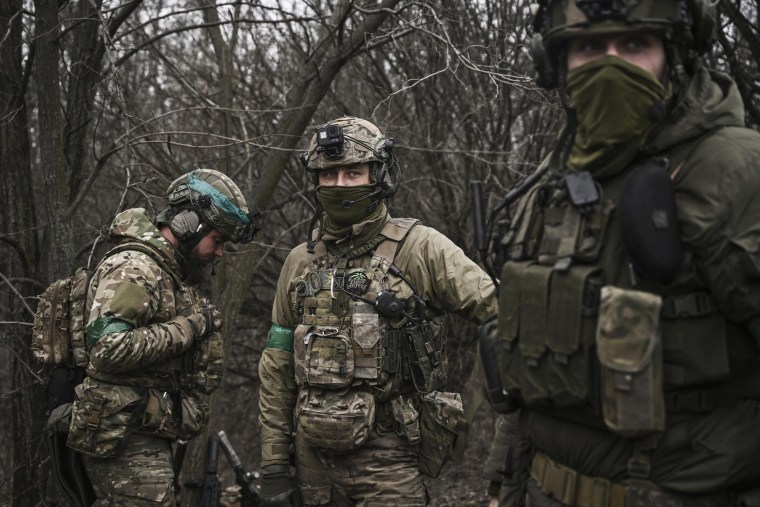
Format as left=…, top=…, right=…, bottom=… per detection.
left=297, top=388, right=376, bottom=452
left=67, top=380, right=143, bottom=458
left=417, top=391, right=463, bottom=478
left=293, top=325, right=355, bottom=389
left=596, top=286, right=665, bottom=437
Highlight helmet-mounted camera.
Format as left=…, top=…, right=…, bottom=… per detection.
left=316, top=124, right=345, bottom=159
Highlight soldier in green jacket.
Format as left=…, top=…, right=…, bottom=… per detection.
left=67, top=169, right=260, bottom=505
left=489, top=1, right=760, bottom=506
left=258, top=116, right=497, bottom=506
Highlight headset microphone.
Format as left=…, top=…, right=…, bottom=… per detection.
left=342, top=187, right=383, bottom=208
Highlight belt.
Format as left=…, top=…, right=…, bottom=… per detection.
left=530, top=451, right=739, bottom=507
left=531, top=451, right=627, bottom=507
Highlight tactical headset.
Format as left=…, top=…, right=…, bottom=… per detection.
left=529, top=0, right=717, bottom=89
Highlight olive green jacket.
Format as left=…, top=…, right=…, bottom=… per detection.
left=259, top=209, right=497, bottom=466
left=517, top=63, right=760, bottom=493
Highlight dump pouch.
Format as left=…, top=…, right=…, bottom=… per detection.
left=597, top=286, right=665, bottom=437
left=618, top=159, right=683, bottom=283
left=67, top=381, right=143, bottom=457
left=297, top=388, right=376, bottom=452
left=418, top=391, right=463, bottom=478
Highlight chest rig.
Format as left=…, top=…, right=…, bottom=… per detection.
left=291, top=218, right=447, bottom=401
left=498, top=162, right=760, bottom=421
left=498, top=171, right=612, bottom=414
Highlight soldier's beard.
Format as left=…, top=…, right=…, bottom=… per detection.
left=185, top=252, right=212, bottom=286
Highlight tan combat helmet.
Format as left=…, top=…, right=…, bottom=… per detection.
left=160, top=169, right=262, bottom=244
left=530, top=0, right=717, bottom=89
left=301, top=116, right=399, bottom=199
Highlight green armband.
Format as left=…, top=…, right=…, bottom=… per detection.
left=266, top=323, right=294, bottom=352
left=85, top=317, right=134, bottom=350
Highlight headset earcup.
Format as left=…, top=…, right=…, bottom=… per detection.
left=530, top=33, right=558, bottom=89
left=170, top=210, right=201, bottom=241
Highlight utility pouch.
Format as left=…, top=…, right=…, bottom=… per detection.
left=405, top=321, right=447, bottom=393
left=303, top=328, right=355, bottom=388
left=67, top=381, right=142, bottom=457
left=139, top=389, right=175, bottom=437
left=297, top=388, right=376, bottom=452
left=391, top=395, right=421, bottom=444
left=177, top=390, right=209, bottom=440
left=418, top=391, right=463, bottom=478
left=596, top=286, right=665, bottom=437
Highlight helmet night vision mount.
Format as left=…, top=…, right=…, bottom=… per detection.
left=301, top=116, right=399, bottom=200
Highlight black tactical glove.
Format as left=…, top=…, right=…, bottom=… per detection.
left=187, top=299, right=223, bottom=339
left=261, top=464, right=301, bottom=507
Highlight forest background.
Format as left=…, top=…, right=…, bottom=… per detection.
left=2, top=1, right=759, bottom=505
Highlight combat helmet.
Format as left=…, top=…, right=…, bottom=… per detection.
left=530, top=0, right=717, bottom=89
left=301, top=116, right=399, bottom=199
left=157, top=169, right=262, bottom=245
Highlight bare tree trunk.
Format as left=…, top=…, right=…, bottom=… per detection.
left=35, top=0, right=74, bottom=279
left=2, top=2, right=46, bottom=505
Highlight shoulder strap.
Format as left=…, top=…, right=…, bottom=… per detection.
left=374, top=217, right=420, bottom=266
left=100, top=241, right=184, bottom=287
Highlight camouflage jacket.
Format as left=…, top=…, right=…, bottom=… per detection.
left=71, top=208, right=221, bottom=445
left=258, top=206, right=497, bottom=466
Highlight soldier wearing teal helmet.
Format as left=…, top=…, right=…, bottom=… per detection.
left=66, top=169, right=260, bottom=505
left=483, top=1, right=760, bottom=506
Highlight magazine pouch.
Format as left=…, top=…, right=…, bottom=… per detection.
left=597, top=286, right=665, bottom=437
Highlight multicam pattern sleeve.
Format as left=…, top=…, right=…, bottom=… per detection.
left=258, top=245, right=308, bottom=466
left=86, top=251, right=196, bottom=373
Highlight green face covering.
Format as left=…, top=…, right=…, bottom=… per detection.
left=317, top=184, right=379, bottom=229
left=566, top=55, right=667, bottom=179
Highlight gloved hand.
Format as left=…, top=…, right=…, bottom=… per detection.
left=260, top=464, right=301, bottom=507
left=186, top=299, right=223, bottom=339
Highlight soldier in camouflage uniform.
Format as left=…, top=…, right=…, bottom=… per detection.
left=257, top=116, right=497, bottom=506
left=487, top=1, right=760, bottom=506
left=66, top=169, right=260, bottom=505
